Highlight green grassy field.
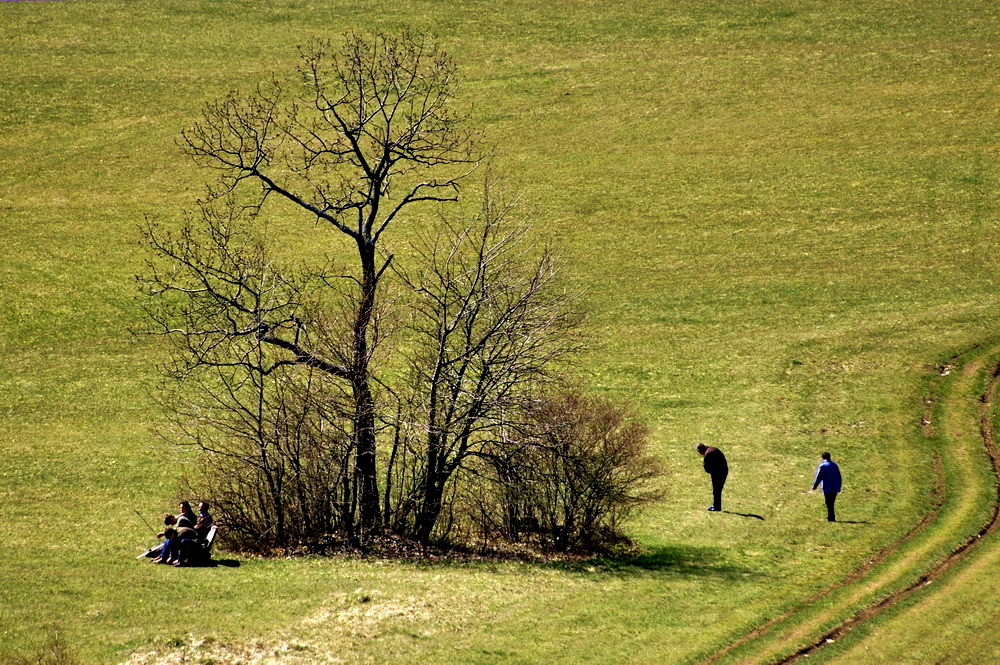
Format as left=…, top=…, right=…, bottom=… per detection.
left=1, top=1, right=998, bottom=663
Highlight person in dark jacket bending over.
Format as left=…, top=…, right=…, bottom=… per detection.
left=696, top=443, right=729, bottom=512
left=811, top=451, right=842, bottom=522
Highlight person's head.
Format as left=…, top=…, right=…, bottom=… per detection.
left=164, top=527, right=177, bottom=539
left=163, top=513, right=176, bottom=526
left=198, top=501, right=210, bottom=514
left=179, top=500, right=193, bottom=515
left=696, top=443, right=708, bottom=456
left=821, top=451, right=832, bottom=461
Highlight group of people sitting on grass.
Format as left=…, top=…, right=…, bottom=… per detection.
left=151, top=500, right=214, bottom=566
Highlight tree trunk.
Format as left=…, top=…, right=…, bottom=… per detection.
left=415, top=427, right=449, bottom=542
left=353, top=240, right=381, bottom=529
left=415, top=473, right=445, bottom=543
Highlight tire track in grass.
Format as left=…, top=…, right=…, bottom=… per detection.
left=774, top=355, right=1000, bottom=664
left=697, top=458, right=944, bottom=665
left=696, top=350, right=962, bottom=665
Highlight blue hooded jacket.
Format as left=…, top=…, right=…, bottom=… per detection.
left=812, top=459, right=842, bottom=494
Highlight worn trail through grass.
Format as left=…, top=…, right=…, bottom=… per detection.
left=705, top=343, right=1000, bottom=664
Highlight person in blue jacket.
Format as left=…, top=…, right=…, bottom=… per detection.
left=811, top=452, right=842, bottom=521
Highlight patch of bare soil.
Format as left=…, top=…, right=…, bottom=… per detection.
left=121, top=636, right=342, bottom=665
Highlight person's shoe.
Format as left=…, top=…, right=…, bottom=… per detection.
left=151, top=557, right=164, bottom=564
left=708, top=506, right=719, bottom=511
left=172, top=560, right=183, bottom=567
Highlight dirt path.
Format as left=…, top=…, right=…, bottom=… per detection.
left=700, top=343, right=1000, bottom=665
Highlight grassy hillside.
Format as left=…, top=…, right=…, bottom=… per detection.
left=1, top=1, right=997, bottom=663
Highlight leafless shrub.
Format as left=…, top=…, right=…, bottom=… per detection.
left=182, top=367, right=356, bottom=551
left=483, top=389, right=665, bottom=552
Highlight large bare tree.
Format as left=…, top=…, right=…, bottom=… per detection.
left=141, top=33, right=661, bottom=553
left=168, top=32, right=479, bottom=528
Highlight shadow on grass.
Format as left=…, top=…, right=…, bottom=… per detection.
left=555, top=544, right=753, bottom=580
left=722, top=510, right=765, bottom=520
left=835, top=520, right=872, bottom=525
left=205, top=558, right=241, bottom=567
left=138, top=552, right=241, bottom=568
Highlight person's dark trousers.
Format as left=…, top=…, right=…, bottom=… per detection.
left=177, top=536, right=197, bottom=564
left=711, top=471, right=728, bottom=511
left=825, top=492, right=837, bottom=521
left=179, top=538, right=202, bottom=565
